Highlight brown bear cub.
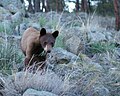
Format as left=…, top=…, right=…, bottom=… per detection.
left=21, top=27, right=59, bottom=68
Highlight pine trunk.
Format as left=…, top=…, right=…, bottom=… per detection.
left=114, top=0, right=120, bottom=31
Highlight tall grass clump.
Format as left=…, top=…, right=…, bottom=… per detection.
left=87, top=41, right=116, bottom=54
left=39, top=16, right=47, bottom=27
left=47, top=11, right=65, bottom=49
left=54, top=35, right=65, bottom=48
left=0, top=42, right=23, bottom=74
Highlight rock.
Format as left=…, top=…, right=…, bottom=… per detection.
left=11, top=11, right=23, bottom=26
left=0, top=7, right=10, bottom=14
left=28, top=23, right=40, bottom=30
left=65, top=35, right=83, bottom=54
left=0, top=0, right=23, bottom=12
left=88, top=31, right=106, bottom=42
left=23, top=88, right=58, bottom=96
left=0, top=7, right=11, bottom=21
left=7, top=4, right=19, bottom=14
left=48, top=48, right=80, bottom=64
left=79, top=53, right=103, bottom=72
left=93, top=85, right=110, bottom=96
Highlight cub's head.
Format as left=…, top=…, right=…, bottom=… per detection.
left=39, top=28, right=59, bottom=53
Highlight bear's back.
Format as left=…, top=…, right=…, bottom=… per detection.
left=21, top=27, right=40, bottom=55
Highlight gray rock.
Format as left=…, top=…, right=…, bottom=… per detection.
left=65, top=35, right=83, bottom=54
left=93, top=86, right=110, bottom=96
left=11, top=12, right=23, bottom=26
left=23, top=88, right=58, bottom=96
left=0, top=0, right=23, bottom=11
left=7, top=4, right=19, bottom=13
left=48, top=48, right=80, bottom=64
left=0, top=7, right=10, bottom=14
left=79, top=53, right=103, bottom=72
left=88, top=31, right=106, bottom=42
left=28, top=23, right=40, bottom=30
left=0, top=7, right=11, bottom=21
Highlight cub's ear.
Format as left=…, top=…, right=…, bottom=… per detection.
left=40, top=28, right=46, bottom=36
left=52, top=31, right=59, bottom=38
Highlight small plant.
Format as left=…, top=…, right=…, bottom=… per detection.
left=0, top=42, right=23, bottom=74
left=39, top=16, right=47, bottom=27
left=0, top=23, right=5, bottom=32
left=87, top=41, right=116, bottom=54
left=0, top=21, right=13, bottom=35
left=54, top=35, right=65, bottom=48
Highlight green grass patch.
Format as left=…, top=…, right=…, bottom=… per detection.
left=39, top=16, right=47, bottom=27
left=87, top=41, right=116, bottom=54
left=0, top=42, right=23, bottom=74
left=54, top=35, right=65, bottom=48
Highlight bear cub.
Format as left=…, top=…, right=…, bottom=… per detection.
left=21, top=27, right=59, bottom=67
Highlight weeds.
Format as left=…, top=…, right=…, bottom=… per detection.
left=87, top=41, right=116, bottom=54
left=54, top=35, right=65, bottom=48
left=39, top=16, right=47, bottom=27
left=0, top=41, right=23, bottom=74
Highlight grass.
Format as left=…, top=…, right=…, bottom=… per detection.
left=0, top=21, right=13, bottom=35
left=0, top=41, right=23, bottom=75
left=54, top=35, right=65, bottom=48
left=0, top=11, right=119, bottom=96
left=39, top=16, right=47, bottom=28
left=87, top=41, right=116, bottom=54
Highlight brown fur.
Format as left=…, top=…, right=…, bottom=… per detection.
left=21, top=27, right=59, bottom=67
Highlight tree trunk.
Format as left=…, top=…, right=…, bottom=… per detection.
left=87, top=0, right=91, bottom=13
left=46, top=0, right=50, bottom=12
left=76, top=0, right=80, bottom=12
left=42, top=0, right=46, bottom=12
left=56, top=0, right=58, bottom=12
left=34, top=0, right=40, bottom=12
left=28, top=0, right=34, bottom=13
left=81, top=0, right=88, bottom=12
left=114, top=0, right=120, bottom=31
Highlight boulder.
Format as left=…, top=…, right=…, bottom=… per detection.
left=0, top=7, right=10, bottom=14
left=0, top=7, right=11, bottom=21
left=93, top=85, right=110, bottom=96
left=11, top=11, right=23, bottom=27
left=7, top=4, right=19, bottom=14
left=48, top=48, right=80, bottom=64
left=0, top=0, right=23, bottom=12
left=23, top=89, right=58, bottom=96
left=65, top=35, right=83, bottom=54
left=88, top=31, right=106, bottom=42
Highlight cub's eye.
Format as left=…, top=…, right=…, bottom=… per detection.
left=51, top=42, right=54, bottom=47
left=44, top=42, right=47, bottom=45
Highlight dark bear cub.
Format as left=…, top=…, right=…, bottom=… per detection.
left=21, top=27, right=59, bottom=68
